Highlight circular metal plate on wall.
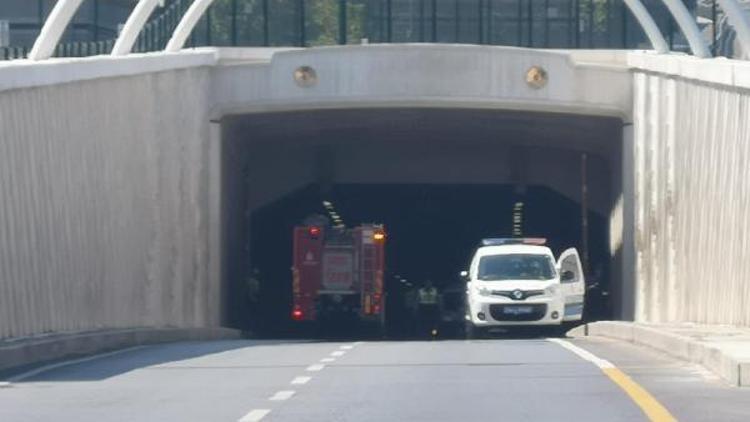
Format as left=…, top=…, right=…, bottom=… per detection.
left=525, top=66, right=548, bottom=89
left=294, top=66, right=318, bottom=88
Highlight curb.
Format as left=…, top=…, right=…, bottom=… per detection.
left=568, top=321, right=750, bottom=387
left=0, top=327, right=243, bottom=374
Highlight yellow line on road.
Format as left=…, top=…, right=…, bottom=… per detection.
left=602, top=367, right=677, bottom=422
left=548, top=338, right=677, bottom=422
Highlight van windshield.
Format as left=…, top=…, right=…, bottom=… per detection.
left=478, top=254, right=556, bottom=281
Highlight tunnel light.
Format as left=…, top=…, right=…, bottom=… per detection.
left=322, top=201, right=333, bottom=208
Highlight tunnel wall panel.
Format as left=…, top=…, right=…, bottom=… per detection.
left=632, top=58, right=750, bottom=326
left=0, top=68, right=220, bottom=340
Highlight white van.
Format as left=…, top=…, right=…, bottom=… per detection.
left=462, top=238, right=585, bottom=338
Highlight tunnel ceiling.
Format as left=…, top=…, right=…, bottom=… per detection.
left=223, top=108, right=622, bottom=157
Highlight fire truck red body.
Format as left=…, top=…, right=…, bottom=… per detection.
left=291, top=223, right=386, bottom=330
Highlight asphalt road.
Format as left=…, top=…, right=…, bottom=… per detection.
left=1, top=336, right=748, bottom=421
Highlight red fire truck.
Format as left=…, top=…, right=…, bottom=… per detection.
left=291, top=220, right=387, bottom=333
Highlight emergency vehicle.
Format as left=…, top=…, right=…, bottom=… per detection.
left=462, top=238, right=585, bottom=338
left=291, top=220, right=387, bottom=333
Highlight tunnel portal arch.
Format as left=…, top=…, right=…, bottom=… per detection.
left=217, top=106, right=628, bottom=332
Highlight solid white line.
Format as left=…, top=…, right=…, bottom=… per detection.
left=269, top=390, right=295, bottom=401
left=320, top=358, right=335, bottom=363
left=306, top=364, right=325, bottom=371
left=7, top=346, right=146, bottom=382
left=547, top=338, right=615, bottom=369
left=331, top=350, right=345, bottom=357
left=238, top=409, right=271, bottom=422
left=291, top=376, right=311, bottom=385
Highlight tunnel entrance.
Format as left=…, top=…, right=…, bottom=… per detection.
left=247, top=184, right=612, bottom=337
left=220, top=108, right=624, bottom=336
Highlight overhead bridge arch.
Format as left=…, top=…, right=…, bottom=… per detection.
left=25, top=0, right=750, bottom=60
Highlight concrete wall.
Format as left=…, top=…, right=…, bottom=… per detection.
left=630, top=54, right=750, bottom=326
left=0, top=46, right=636, bottom=340
left=3, top=45, right=750, bottom=339
left=0, top=54, right=222, bottom=340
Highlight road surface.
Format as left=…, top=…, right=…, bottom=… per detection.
left=1, top=336, right=748, bottom=421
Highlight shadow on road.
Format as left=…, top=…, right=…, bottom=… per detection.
left=4, top=339, right=304, bottom=383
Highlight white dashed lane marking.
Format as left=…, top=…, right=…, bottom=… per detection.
left=320, top=358, right=335, bottom=363
left=291, top=376, right=311, bottom=385
left=306, top=364, right=325, bottom=372
left=269, top=390, right=295, bottom=401
left=331, top=351, right=346, bottom=357
left=238, top=409, right=271, bottom=422
left=340, top=345, right=354, bottom=350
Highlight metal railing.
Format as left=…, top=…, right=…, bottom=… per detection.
left=0, top=0, right=743, bottom=61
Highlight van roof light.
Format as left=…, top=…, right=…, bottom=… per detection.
left=480, top=238, right=547, bottom=246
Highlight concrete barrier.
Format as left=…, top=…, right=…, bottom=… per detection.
left=0, top=327, right=242, bottom=374
left=570, top=321, right=750, bottom=387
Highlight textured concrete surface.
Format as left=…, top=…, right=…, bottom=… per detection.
left=0, top=63, right=221, bottom=340
left=629, top=54, right=750, bottom=327
left=0, top=338, right=748, bottom=421
left=570, top=321, right=750, bottom=386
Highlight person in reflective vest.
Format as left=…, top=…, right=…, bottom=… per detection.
left=417, top=280, right=440, bottom=337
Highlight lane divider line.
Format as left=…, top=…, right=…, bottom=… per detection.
left=238, top=409, right=271, bottom=422
left=269, top=390, right=295, bottom=401
left=306, top=364, right=325, bottom=372
left=5, top=346, right=146, bottom=383
left=548, top=338, right=614, bottom=368
left=548, top=338, right=677, bottom=422
left=320, top=358, right=335, bottom=363
left=340, top=345, right=354, bottom=350
left=331, top=351, right=346, bottom=357
left=291, top=376, right=311, bottom=385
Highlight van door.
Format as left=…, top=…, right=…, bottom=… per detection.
left=556, top=248, right=585, bottom=321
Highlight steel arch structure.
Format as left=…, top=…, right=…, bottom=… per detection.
left=25, top=0, right=750, bottom=61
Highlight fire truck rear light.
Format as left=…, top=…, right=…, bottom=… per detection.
left=292, top=309, right=304, bottom=320
left=308, top=226, right=321, bottom=238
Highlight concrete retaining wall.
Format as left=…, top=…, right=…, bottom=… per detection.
left=630, top=54, right=750, bottom=326
left=0, top=327, right=242, bottom=374
left=0, top=56, right=223, bottom=340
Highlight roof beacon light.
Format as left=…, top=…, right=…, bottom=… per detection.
left=481, top=237, right=547, bottom=246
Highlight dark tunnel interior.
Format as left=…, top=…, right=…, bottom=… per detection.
left=219, top=108, right=623, bottom=338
